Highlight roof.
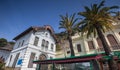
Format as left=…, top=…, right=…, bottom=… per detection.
left=0, top=43, right=13, bottom=51
left=33, top=51, right=120, bottom=64
left=13, top=25, right=56, bottom=41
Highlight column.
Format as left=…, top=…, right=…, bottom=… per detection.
left=92, top=38, right=99, bottom=53
left=83, top=38, right=89, bottom=54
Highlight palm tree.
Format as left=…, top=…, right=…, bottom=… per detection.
left=55, top=32, right=68, bottom=58
left=77, top=0, right=119, bottom=70
left=59, top=13, right=78, bottom=57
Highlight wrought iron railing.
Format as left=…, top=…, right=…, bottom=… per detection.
left=111, top=44, right=120, bottom=50
left=97, top=44, right=120, bottom=52
left=97, top=48, right=104, bottom=52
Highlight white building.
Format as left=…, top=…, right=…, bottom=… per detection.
left=5, top=25, right=56, bottom=70
left=0, top=43, right=13, bottom=63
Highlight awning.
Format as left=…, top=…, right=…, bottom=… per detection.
left=33, top=54, right=102, bottom=64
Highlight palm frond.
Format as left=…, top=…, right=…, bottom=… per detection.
left=78, top=0, right=119, bottom=38
left=110, top=6, right=119, bottom=9
left=59, top=13, right=79, bottom=36
left=97, top=0, right=105, bottom=9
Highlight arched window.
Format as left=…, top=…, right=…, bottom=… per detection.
left=87, top=41, right=95, bottom=50
left=107, top=34, right=118, bottom=49
left=39, top=54, right=47, bottom=70
left=96, top=38, right=104, bottom=51
left=28, top=53, right=35, bottom=68
left=51, top=44, right=54, bottom=51
left=45, top=41, right=49, bottom=48
left=96, top=38, right=103, bottom=48
left=39, top=54, right=46, bottom=60
left=34, top=37, right=39, bottom=46
left=41, top=39, right=45, bottom=47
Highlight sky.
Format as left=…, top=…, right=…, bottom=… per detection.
left=0, top=0, right=120, bottom=41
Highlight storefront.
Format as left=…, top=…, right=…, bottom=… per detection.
left=33, top=51, right=120, bottom=70
left=33, top=54, right=101, bottom=70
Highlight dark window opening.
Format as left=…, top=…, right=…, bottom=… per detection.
left=34, top=37, right=39, bottom=46
left=88, top=41, right=95, bottom=50
left=41, top=39, right=45, bottom=47
left=21, top=40, right=24, bottom=46
left=28, top=53, right=35, bottom=68
left=77, top=44, right=82, bottom=52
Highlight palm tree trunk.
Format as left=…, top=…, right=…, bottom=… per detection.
left=68, top=35, right=75, bottom=57
left=95, top=25, right=111, bottom=55
left=95, top=24, right=117, bottom=70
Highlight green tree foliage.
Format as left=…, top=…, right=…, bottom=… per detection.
left=9, top=41, right=15, bottom=46
left=59, top=13, right=78, bottom=56
left=55, top=32, right=68, bottom=51
left=0, top=38, right=7, bottom=47
left=77, top=0, right=119, bottom=70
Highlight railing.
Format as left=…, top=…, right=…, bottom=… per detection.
left=97, top=48, right=104, bottom=52
left=111, top=44, right=120, bottom=50
left=96, top=44, right=120, bottom=52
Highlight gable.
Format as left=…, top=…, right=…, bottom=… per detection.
left=34, top=30, right=56, bottom=42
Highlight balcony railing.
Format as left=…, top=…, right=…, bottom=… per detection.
left=111, top=44, right=120, bottom=50
left=97, top=44, right=120, bottom=52
left=97, top=48, right=104, bottom=52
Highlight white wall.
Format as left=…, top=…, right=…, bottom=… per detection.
left=13, top=31, right=32, bottom=50
left=6, top=48, right=26, bottom=67
left=6, top=29, right=56, bottom=70
left=29, top=30, right=56, bottom=52
left=0, top=50, right=11, bottom=62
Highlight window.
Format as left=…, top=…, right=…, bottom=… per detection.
left=41, top=39, right=45, bottom=47
left=67, top=51, right=70, bottom=54
left=39, top=54, right=47, bottom=70
left=18, top=42, right=21, bottom=48
left=88, top=41, right=95, bottom=50
left=96, top=38, right=103, bottom=48
left=51, top=44, right=54, bottom=51
left=21, top=40, right=24, bottom=46
left=107, top=34, right=118, bottom=46
left=12, top=53, right=20, bottom=67
left=45, top=41, right=49, bottom=48
left=28, top=53, right=35, bottom=68
left=77, top=44, right=82, bottom=52
left=50, top=56, right=53, bottom=59
left=8, top=55, right=12, bottom=66
left=45, top=33, right=48, bottom=37
left=39, top=54, right=46, bottom=60
left=34, top=37, right=39, bottom=46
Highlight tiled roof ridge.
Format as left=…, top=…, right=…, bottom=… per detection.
left=13, top=25, right=55, bottom=40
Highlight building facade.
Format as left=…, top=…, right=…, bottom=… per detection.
left=56, top=15, right=120, bottom=58
left=0, top=43, right=13, bottom=63
left=5, top=25, right=56, bottom=70
left=54, top=15, right=120, bottom=70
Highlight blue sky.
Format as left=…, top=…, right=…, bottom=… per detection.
left=0, top=0, right=120, bottom=41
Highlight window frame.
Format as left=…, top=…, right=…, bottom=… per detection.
left=33, top=36, right=39, bottom=46
left=77, top=44, right=82, bottom=52
left=87, top=41, right=95, bottom=50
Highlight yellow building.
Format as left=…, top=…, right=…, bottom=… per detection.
left=56, top=14, right=120, bottom=58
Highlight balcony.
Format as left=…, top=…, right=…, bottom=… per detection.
left=97, top=48, right=104, bottom=52
left=111, top=44, right=120, bottom=50
left=97, top=44, right=120, bottom=53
